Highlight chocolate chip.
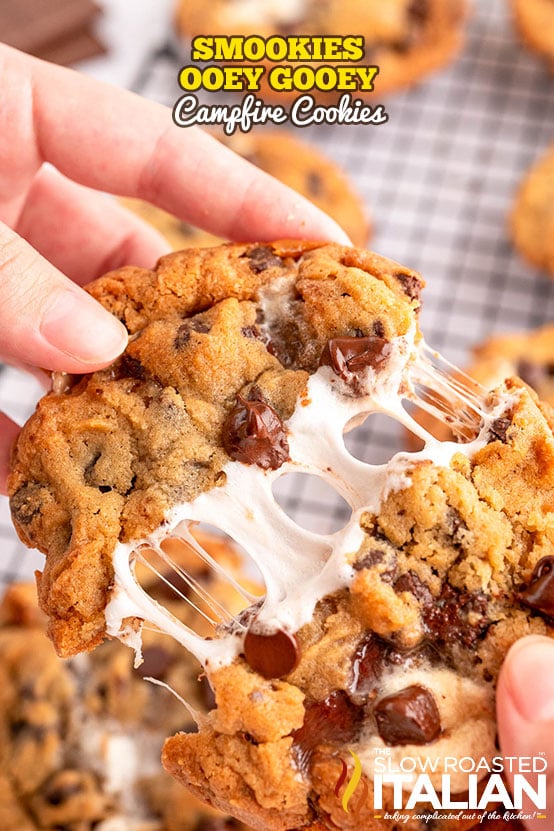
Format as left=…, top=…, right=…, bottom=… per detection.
left=119, top=355, right=146, bottom=380
left=393, top=271, right=422, bottom=301
left=222, top=395, right=289, bottom=470
left=319, top=336, right=391, bottom=385
left=394, top=571, right=433, bottom=604
left=10, top=484, right=42, bottom=526
left=293, top=691, right=364, bottom=773
left=241, top=245, right=284, bottom=273
left=307, top=171, right=324, bottom=197
left=243, top=626, right=300, bottom=679
left=408, top=0, right=429, bottom=25
left=488, top=416, right=511, bottom=444
left=137, top=645, right=174, bottom=679
left=241, top=325, right=261, bottom=339
left=374, top=685, right=440, bottom=745
left=520, top=556, right=554, bottom=617
left=353, top=549, right=385, bottom=571
left=174, top=319, right=211, bottom=349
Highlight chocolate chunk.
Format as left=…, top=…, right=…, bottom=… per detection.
left=222, top=395, right=289, bottom=470
left=374, top=685, right=440, bottom=745
left=319, top=336, right=391, bottom=385
left=242, top=245, right=284, bottom=273
left=394, top=572, right=489, bottom=648
left=137, top=645, right=174, bottom=679
left=394, top=571, right=433, bottom=604
left=351, top=636, right=384, bottom=697
left=174, top=319, right=211, bottom=349
left=353, top=549, right=384, bottom=571
left=488, top=416, right=511, bottom=444
left=243, top=626, right=300, bottom=679
left=293, top=691, right=364, bottom=773
left=425, top=584, right=489, bottom=648
left=520, top=556, right=554, bottom=617
left=119, top=355, right=146, bottom=380
left=394, top=271, right=422, bottom=301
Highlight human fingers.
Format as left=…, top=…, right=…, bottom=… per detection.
left=497, top=636, right=554, bottom=829
left=0, top=412, right=20, bottom=497
left=16, top=167, right=171, bottom=284
left=0, top=221, right=128, bottom=373
left=1, top=44, right=350, bottom=245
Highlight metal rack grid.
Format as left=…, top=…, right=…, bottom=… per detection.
left=1, top=0, right=554, bottom=583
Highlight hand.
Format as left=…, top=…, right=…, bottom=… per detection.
left=497, top=636, right=554, bottom=829
left=0, top=44, right=349, bottom=495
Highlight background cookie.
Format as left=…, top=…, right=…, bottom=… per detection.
left=511, top=143, right=554, bottom=277
left=175, top=0, right=468, bottom=98
left=121, top=129, right=370, bottom=249
left=511, top=0, right=554, bottom=70
left=0, top=534, right=253, bottom=831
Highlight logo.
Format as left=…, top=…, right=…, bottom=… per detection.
left=334, top=750, right=548, bottom=824
left=334, top=750, right=368, bottom=815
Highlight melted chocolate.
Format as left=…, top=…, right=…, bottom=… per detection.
left=243, top=627, right=300, bottom=679
left=293, top=691, right=364, bottom=773
left=222, top=395, right=289, bottom=470
left=319, top=336, right=391, bottom=387
left=520, top=556, right=554, bottom=617
left=241, top=245, right=284, bottom=273
left=374, top=685, right=441, bottom=746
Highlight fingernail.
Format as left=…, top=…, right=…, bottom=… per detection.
left=506, top=636, right=554, bottom=722
left=40, top=290, right=128, bottom=365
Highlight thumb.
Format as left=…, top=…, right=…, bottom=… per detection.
left=0, top=221, right=127, bottom=373
left=497, top=635, right=554, bottom=830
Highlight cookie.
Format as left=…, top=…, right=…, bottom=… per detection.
left=511, top=143, right=554, bottom=277
left=175, top=0, right=467, bottom=98
left=9, top=238, right=540, bottom=830
left=0, top=533, right=253, bottom=831
left=511, top=0, right=554, bottom=70
left=121, top=130, right=370, bottom=249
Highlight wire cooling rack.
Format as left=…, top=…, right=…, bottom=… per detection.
left=2, top=0, right=554, bottom=588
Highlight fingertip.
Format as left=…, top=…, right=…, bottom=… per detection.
left=500, top=635, right=554, bottom=724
